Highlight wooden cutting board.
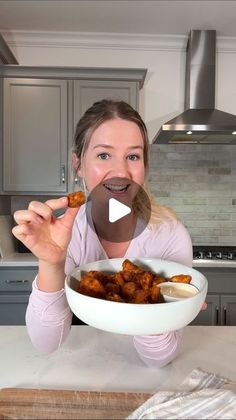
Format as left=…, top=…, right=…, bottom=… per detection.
left=0, top=388, right=152, bottom=419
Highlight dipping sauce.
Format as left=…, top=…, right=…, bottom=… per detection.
left=159, top=282, right=198, bottom=302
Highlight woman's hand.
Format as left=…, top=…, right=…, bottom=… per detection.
left=12, top=197, right=80, bottom=265
left=201, top=302, right=207, bottom=310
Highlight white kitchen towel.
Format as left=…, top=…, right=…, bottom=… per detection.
left=127, top=368, right=236, bottom=419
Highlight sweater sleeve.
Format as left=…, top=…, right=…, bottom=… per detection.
left=25, top=278, right=72, bottom=354
left=133, top=330, right=183, bottom=368
left=25, top=236, right=79, bottom=354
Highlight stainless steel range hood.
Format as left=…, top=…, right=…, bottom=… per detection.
left=153, top=30, right=236, bottom=144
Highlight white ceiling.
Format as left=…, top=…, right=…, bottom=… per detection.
left=1, top=0, right=236, bottom=37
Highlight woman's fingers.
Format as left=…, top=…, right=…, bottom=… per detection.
left=15, top=197, right=67, bottom=224
left=44, top=196, right=68, bottom=211
left=11, top=196, right=80, bottom=262
left=60, top=206, right=81, bottom=230
left=28, top=200, right=55, bottom=222
left=13, top=209, right=44, bottom=225
left=44, top=196, right=81, bottom=229
left=12, top=224, right=33, bottom=240
left=45, top=196, right=82, bottom=230
left=30, top=197, right=69, bottom=221
left=13, top=196, right=81, bottom=240
left=201, top=302, right=207, bottom=310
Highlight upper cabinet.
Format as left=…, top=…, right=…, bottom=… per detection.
left=73, top=79, right=138, bottom=130
left=0, top=34, right=18, bottom=64
left=3, top=78, right=68, bottom=193
left=0, top=66, right=146, bottom=194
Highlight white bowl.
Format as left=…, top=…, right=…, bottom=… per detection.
left=158, top=282, right=199, bottom=302
left=65, top=258, right=208, bottom=336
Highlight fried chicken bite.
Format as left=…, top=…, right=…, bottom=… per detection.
left=132, top=290, right=149, bottom=304
left=86, top=270, right=111, bottom=284
left=67, top=191, right=86, bottom=208
left=110, top=272, right=125, bottom=287
left=106, top=293, right=124, bottom=302
left=152, top=275, right=166, bottom=286
left=78, top=275, right=106, bottom=299
left=105, top=282, right=120, bottom=295
left=170, top=274, right=192, bottom=284
left=149, top=283, right=161, bottom=303
left=122, top=259, right=144, bottom=273
left=137, top=271, right=153, bottom=291
left=121, top=270, right=136, bottom=282
left=121, top=282, right=140, bottom=301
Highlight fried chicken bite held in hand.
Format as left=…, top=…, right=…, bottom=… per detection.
left=67, top=191, right=86, bottom=208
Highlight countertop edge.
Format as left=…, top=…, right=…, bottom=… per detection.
left=1, top=255, right=236, bottom=268
left=0, top=253, right=38, bottom=267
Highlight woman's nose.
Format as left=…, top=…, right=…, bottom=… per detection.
left=110, top=158, right=130, bottom=178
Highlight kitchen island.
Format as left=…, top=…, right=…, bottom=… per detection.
left=1, top=325, right=236, bottom=391
left=1, top=325, right=236, bottom=419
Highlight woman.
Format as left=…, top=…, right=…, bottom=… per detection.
left=12, top=100, right=193, bottom=368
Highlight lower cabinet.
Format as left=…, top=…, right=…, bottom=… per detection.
left=0, top=294, right=29, bottom=325
left=191, top=294, right=236, bottom=325
left=221, top=295, right=236, bottom=325
left=191, top=295, right=220, bottom=326
left=191, top=267, right=236, bottom=326
left=0, top=267, right=37, bottom=325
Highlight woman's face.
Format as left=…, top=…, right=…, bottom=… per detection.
left=77, top=118, right=145, bottom=192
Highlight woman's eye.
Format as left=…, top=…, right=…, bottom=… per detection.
left=98, top=153, right=109, bottom=160
left=127, top=154, right=140, bottom=161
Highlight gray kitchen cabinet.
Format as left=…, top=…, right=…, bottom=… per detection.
left=0, top=78, right=3, bottom=192
left=0, top=294, right=29, bottom=325
left=0, top=267, right=37, bottom=325
left=3, top=78, right=68, bottom=193
left=0, top=33, right=18, bottom=64
left=190, top=267, right=236, bottom=326
left=1, top=66, right=146, bottom=195
left=191, top=295, right=220, bottom=326
left=73, top=80, right=138, bottom=130
left=221, top=295, right=236, bottom=325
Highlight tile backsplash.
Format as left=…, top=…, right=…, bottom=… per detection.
left=149, top=144, right=236, bottom=245
left=0, top=144, right=235, bottom=246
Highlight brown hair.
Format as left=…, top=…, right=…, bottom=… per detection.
left=73, top=99, right=176, bottom=225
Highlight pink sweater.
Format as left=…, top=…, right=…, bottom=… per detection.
left=26, top=205, right=193, bottom=368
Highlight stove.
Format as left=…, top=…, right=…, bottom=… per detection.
left=193, top=246, right=236, bottom=261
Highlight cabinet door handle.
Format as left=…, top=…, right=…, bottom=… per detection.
left=61, top=165, right=66, bottom=184
left=5, top=279, right=29, bottom=284
left=223, top=306, right=227, bottom=325
left=215, top=306, right=219, bottom=325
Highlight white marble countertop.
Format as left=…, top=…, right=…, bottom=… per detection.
left=1, top=254, right=236, bottom=268
left=1, top=326, right=236, bottom=392
left=0, top=253, right=38, bottom=267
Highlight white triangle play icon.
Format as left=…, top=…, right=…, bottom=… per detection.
left=109, top=198, right=131, bottom=223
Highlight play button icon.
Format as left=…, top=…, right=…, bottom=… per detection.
left=109, top=198, right=131, bottom=223
left=85, top=177, right=151, bottom=243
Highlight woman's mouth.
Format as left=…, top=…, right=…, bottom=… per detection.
left=103, top=183, right=130, bottom=193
